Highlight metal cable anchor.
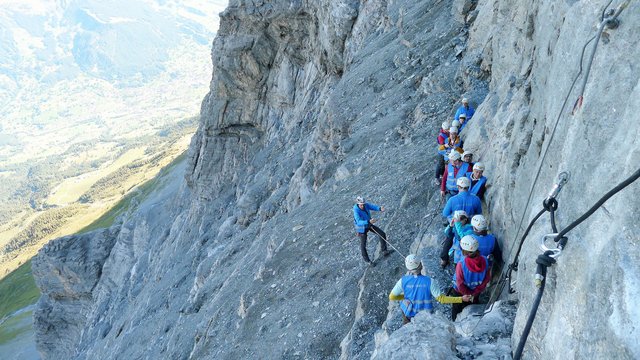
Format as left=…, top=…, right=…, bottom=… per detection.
left=546, top=171, right=570, bottom=202
left=539, top=233, right=563, bottom=259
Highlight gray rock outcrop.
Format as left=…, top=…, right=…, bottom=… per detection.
left=372, top=311, right=457, bottom=359
left=33, top=227, right=120, bottom=359
left=33, top=0, right=639, bottom=359
left=463, top=1, right=640, bottom=358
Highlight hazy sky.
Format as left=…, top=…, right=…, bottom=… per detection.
left=0, top=0, right=229, bottom=32
left=0, top=0, right=230, bottom=139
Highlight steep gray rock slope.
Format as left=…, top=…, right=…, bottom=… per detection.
left=32, top=0, right=639, bottom=359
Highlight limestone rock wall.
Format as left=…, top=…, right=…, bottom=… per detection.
left=32, top=227, right=119, bottom=359
left=32, top=0, right=639, bottom=359
left=461, top=1, right=640, bottom=358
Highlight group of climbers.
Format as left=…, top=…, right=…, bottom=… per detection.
left=353, top=97, right=503, bottom=324
left=435, top=98, right=497, bottom=320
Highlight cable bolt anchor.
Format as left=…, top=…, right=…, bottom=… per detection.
left=546, top=171, right=570, bottom=202
left=539, top=233, right=562, bottom=259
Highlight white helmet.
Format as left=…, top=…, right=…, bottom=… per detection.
left=441, top=121, right=450, bottom=130
left=456, top=176, right=471, bottom=188
left=405, top=254, right=422, bottom=270
left=460, top=235, right=479, bottom=252
left=356, top=196, right=365, bottom=204
left=452, top=120, right=461, bottom=128
left=462, top=150, right=473, bottom=158
left=471, top=215, right=488, bottom=231
left=459, top=113, right=467, bottom=119
left=449, top=126, right=459, bottom=134
left=448, top=151, right=461, bottom=161
left=473, top=162, right=485, bottom=171
left=453, top=210, right=468, bottom=220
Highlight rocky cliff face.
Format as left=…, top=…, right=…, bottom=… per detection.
left=465, top=1, right=640, bottom=358
left=33, top=0, right=639, bottom=359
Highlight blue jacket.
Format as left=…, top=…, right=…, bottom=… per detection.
left=442, top=191, right=482, bottom=221
left=445, top=162, right=470, bottom=192
left=455, top=105, right=475, bottom=121
left=399, top=274, right=433, bottom=318
left=353, top=203, right=380, bottom=233
left=453, top=256, right=488, bottom=291
left=473, top=233, right=496, bottom=258
left=466, top=174, right=487, bottom=198
left=452, top=222, right=474, bottom=263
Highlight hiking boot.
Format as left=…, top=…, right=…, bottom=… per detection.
left=440, top=259, right=449, bottom=269
left=433, top=178, right=441, bottom=186
left=382, top=250, right=392, bottom=257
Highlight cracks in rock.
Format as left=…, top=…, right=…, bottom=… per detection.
left=534, top=119, right=546, bottom=156
left=207, top=123, right=264, bottom=144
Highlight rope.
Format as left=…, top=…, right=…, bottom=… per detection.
left=495, top=0, right=622, bottom=303
left=572, top=0, right=630, bottom=114
left=369, top=226, right=406, bottom=259
left=554, top=167, right=640, bottom=242
left=513, top=251, right=555, bottom=360
left=364, top=166, right=440, bottom=262
left=513, top=167, right=639, bottom=358
left=503, top=35, right=589, bottom=282
left=470, top=0, right=632, bottom=334
left=504, top=208, right=546, bottom=294
left=481, top=205, right=547, bottom=318
left=547, top=200, right=559, bottom=233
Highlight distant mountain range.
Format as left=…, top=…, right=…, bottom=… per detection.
left=0, top=0, right=228, bottom=273
left=0, top=0, right=225, bottom=88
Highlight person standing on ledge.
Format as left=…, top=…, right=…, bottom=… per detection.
left=451, top=236, right=491, bottom=321
left=466, top=162, right=488, bottom=200
left=442, top=177, right=482, bottom=222
left=461, top=150, right=474, bottom=167
left=435, top=121, right=451, bottom=185
left=440, top=149, right=469, bottom=202
left=455, top=98, right=475, bottom=121
left=389, top=254, right=471, bottom=324
left=353, top=196, right=390, bottom=266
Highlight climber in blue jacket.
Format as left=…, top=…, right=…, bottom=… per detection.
left=353, top=196, right=390, bottom=266
left=469, top=215, right=502, bottom=268
left=442, top=177, right=482, bottom=222
left=440, top=150, right=470, bottom=201
left=389, top=254, right=471, bottom=324
left=454, top=98, right=475, bottom=121
left=457, top=113, right=469, bottom=133
left=449, top=211, right=474, bottom=265
left=466, top=162, right=488, bottom=200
